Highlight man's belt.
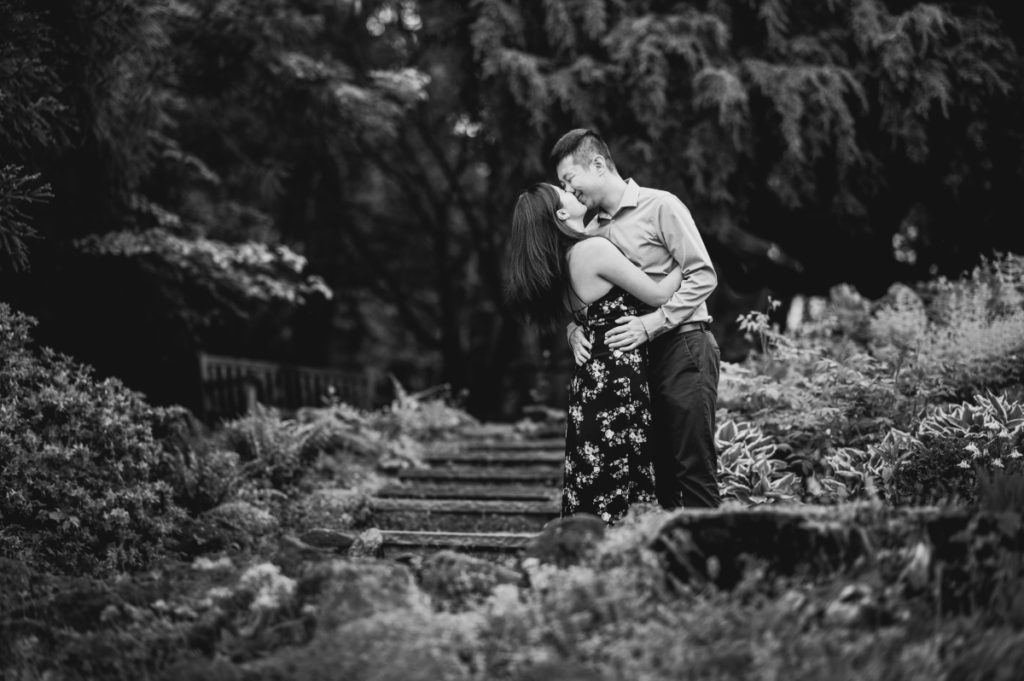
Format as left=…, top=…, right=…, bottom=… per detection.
left=676, top=320, right=711, bottom=334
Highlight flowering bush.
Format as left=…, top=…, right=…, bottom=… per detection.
left=74, top=228, right=332, bottom=306
left=877, top=392, right=1024, bottom=505
left=869, top=253, right=1024, bottom=398
left=0, top=304, right=185, bottom=575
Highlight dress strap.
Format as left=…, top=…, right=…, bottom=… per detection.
left=565, top=279, right=589, bottom=325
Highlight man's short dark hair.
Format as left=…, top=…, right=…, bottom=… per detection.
left=549, top=128, right=617, bottom=174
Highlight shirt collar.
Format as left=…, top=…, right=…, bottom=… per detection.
left=596, top=179, right=640, bottom=222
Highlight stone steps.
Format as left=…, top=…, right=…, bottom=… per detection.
left=379, top=529, right=537, bottom=552
left=370, top=497, right=558, bottom=532
left=365, top=429, right=566, bottom=554
left=372, top=498, right=558, bottom=515
left=434, top=437, right=566, bottom=451
left=377, top=482, right=558, bottom=501
left=421, top=449, right=564, bottom=465
left=397, top=465, right=563, bottom=485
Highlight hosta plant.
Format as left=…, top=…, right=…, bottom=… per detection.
left=877, top=392, right=1024, bottom=505
left=715, top=419, right=799, bottom=505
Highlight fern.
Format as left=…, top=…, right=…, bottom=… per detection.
left=0, top=165, right=51, bottom=271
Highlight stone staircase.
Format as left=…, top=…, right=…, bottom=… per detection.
left=370, top=428, right=565, bottom=558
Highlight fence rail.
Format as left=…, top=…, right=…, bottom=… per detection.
left=198, top=353, right=379, bottom=420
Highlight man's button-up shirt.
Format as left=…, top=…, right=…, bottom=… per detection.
left=586, top=179, right=717, bottom=340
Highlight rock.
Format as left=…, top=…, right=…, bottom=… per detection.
left=205, top=500, right=278, bottom=534
left=417, top=550, right=522, bottom=611
left=823, top=583, right=881, bottom=627
left=258, top=609, right=472, bottom=681
left=305, top=560, right=427, bottom=629
left=513, top=660, right=606, bottom=681
left=300, top=528, right=358, bottom=551
left=158, top=656, right=244, bottom=681
left=898, top=541, right=932, bottom=591
left=924, top=509, right=1024, bottom=612
left=185, top=501, right=278, bottom=553
left=649, top=506, right=873, bottom=589
left=349, top=528, right=384, bottom=558
left=296, top=488, right=371, bottom=532
left=524, top=514, right=606, bottom=568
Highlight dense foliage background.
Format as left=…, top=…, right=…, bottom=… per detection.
left=2, top=0, right=1023, bottom=419
left=2, top=252, right=1024, bottom=679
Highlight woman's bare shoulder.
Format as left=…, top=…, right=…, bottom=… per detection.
left=568, top=236, right=616, bottom=258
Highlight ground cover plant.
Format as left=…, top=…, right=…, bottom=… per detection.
left=2, top=253, right=1024, bottom=680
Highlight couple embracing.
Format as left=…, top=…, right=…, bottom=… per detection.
left=505, top=129, right=721, bottom=524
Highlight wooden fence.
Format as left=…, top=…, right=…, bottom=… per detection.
left=198, top=353, right=380, bottom=420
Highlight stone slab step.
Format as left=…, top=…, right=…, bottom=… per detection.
left=377, top=483, right=558, bottom=502
left=433, top=438, right=565, bottom=452
left=371, top=498, right=559, bottom=516
left=397, top=466, right=563, bottom=484
left=422, top=449, right=563, bottom=465
left=380, top=529, right=538, bottom=551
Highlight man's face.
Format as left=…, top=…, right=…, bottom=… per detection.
left=554, top=186, right=587, bottom=229
left=556, top=154, right=604, bottom=211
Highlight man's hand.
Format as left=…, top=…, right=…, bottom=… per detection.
left=568, top=326, right=592, bottom=366
left=606, top=316, right=648, bottom=351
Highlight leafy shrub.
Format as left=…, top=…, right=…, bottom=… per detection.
left=879, top=392, right=1024, bottom=505
left=215, top=400, right=424, bottom=496
left=715, top=419, right=799, bottom=505
left=73, top=229, right=333, bottom=310
left=169, top=448, right=243, bottom=515
left=371, top=378, right=478, bottom=442
left=869, top=253, right=1024, bottom=398
left=217, top=405, right=312, bottom=492
left=0, top=303, right=185, bottom=575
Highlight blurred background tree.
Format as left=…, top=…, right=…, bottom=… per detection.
left=2, top=0, right=1022, bottom=419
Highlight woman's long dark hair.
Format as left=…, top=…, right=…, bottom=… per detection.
left=504, top=183, right=589, bottom=330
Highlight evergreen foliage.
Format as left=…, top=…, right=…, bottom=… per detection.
left=1, top=0, right=1022, bottom=415
left=0, top=303, right=186, bottom=575
left=470, top=0, right=1023, bottom=295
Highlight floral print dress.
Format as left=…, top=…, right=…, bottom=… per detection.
left=563, top=286, right=657, bottom=524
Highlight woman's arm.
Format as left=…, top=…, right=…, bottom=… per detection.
left=580, top=238, right=683, bottom=307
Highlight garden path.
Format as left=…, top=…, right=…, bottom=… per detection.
left=371, top=425, right=563, bottom=557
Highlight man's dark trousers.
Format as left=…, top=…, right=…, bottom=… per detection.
left=648, top=326, right=721, bottom=508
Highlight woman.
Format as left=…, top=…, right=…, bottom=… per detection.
left=505, top=183, right=682, bottom=524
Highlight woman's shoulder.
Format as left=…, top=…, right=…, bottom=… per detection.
left=567, top=236, right=617, bottom=258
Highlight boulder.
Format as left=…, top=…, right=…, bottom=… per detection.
left=524, top=514, right=606, bottom=568
left=296, top=488, right=371, bottom=532
left=305, top=559, right=426, bottom=629
left=300, top=528, right=357, bottom=552
left=186, top=501, right=278, bottom=553
left=256, top=609, right=472, bottom=681
left=649, top=506, right=872, bottom=589
left=417, top=550, right=522, bottom=611
left=348, top=528, right=384, bottom=559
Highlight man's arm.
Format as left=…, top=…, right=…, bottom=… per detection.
left=638, top=196, right=717, bottom=340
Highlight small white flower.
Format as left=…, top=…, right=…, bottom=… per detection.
left=1010, top=450, right=1022, bottom=459
left=992, top=458, right=1005, bottom=469
left=604, top=428, right=615, bottom=439
left=601, top=512, right=611, bottom=522
left=965, top=443, right=982, bottom=458
left=956, top=460, right=971, bottom=470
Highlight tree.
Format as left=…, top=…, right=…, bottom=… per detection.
left=470, top=0, right=1023, bottom=294
left=320, top=0, right=1024, bottom=415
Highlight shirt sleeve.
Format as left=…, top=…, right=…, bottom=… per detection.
left=638, top=195, right=718, bottom=340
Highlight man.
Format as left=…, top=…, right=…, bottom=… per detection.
left=551, top=128, right=721, bottom=509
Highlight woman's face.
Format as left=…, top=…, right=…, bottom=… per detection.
left=554, top=185, right=587, bottom=231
